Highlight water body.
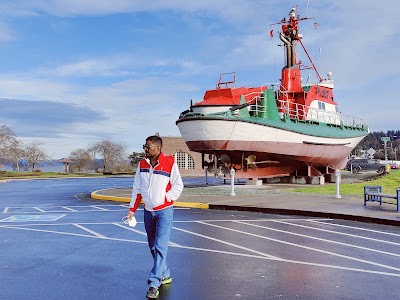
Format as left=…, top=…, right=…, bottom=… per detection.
left=0, top=161, right=65, bottom=172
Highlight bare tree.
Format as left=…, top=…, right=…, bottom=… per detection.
left=69, top=148, right=94, bottom=173
left=0, top=125, right=17, bottom=162
left=25, top=141, right=49, bottom=171
left=89, top=139, right=127, bottom=173
left=4, top=139, right=25, bottom=171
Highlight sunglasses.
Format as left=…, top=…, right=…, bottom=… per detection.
left=143, top=144, right=158, bottom=150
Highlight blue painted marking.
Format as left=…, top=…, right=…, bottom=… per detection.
left=0, top=214, right=66, bottom=222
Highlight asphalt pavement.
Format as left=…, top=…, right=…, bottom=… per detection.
left=2, top=177, right=400, bottom=299
left=91, top=179, right=400, bottom=227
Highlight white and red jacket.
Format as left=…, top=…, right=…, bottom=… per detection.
left=129, top=152, right=183, bottom=212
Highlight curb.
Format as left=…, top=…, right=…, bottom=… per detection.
left=90, top=190, right=209, bottom=209
left=90, top=191, right=130, bottom=203
left=90, top=190, right=400, bottom=227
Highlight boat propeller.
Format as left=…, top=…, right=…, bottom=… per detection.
left=219, top=154, right=231, bottom=175
left=204, top=153, right=232, bottom=175
left=245, top=155, right=258, bottom=171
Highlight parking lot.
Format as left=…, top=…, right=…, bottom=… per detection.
left=1, top=178, right=400, bottom=299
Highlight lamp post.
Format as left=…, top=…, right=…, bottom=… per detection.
left=230, top=168, right=236, bottom=196
left=334, top=169, right=341, bottom=198
left=389, top=135, right=398, bottom=161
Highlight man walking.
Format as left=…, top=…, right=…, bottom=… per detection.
left=126, top=135, right=183, bottom=299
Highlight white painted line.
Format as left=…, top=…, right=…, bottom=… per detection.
left=1, top=225, right=147, bottom=244
left=2, top=209, right=128, bottom=214
left=62, top=206, right=78, bottom=212
left=112, top=222, right=181, bottom=246
left=2, top=221, right=400, bottom=278
left=168, top=244, right=400, bottom=278
left=236, top=221, right=400, bottom=258
left=173, top=225, right=280, bottom=260
left=0, top=218, right=324, bottom=227
left=73, top=224, right=106, bottom=238
left=198, top=221, right=400, bottom=273
left=92, top=206, right=109, bottom=211
left=0, top=221, right=143, bottom=227
left=275, top=220, right=400, bottom=246
left=33, top=207, right=46, bottom=212
left=112, top=223, right=147, bottom=236
left=173, top=218, right=326, bottom=223
left=307, top=220, right=400, bottom=237
left=0, top=214, right=66, bottom=223
left=3, top=204, right=140, bottom=209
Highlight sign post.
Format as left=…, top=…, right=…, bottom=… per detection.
left=381, top=137, right=390, bottom=161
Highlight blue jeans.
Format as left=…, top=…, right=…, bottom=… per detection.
left=144, top=206, right=173, bottom=288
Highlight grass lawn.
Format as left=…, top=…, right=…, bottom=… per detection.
left=289, top=170, right=400, bottom=196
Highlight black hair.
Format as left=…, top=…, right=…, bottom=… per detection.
left=146, top=135, right=163, bottom=147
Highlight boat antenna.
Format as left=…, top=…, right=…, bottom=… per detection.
left=319, top=47, right=322, bottom=79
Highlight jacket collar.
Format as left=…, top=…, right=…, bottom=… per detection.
left=145, top=152, right=166, bottom=168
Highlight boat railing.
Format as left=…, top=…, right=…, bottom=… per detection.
left=241, top=84, right=367, bottom=129
left=242, top=84, right=279, bottom=116
left=274, top=99, right=367, bottom=129
left=228, top=84, right=367, bottom=130
left=273, top=84, right=367, bottom=129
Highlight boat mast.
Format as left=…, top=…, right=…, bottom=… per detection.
left=278, top=7, right=322, bottom=91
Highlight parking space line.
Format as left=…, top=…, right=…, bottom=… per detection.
left=34, top=207, right=46, bottom=212
left=1, top=225, right=102, bottom=238
left=0, top=214, right=66, bottom=223
left=274, top=220, right=400, bottom=245
left=307, top=220, right=400, bottom=237
left=73, top=224, right=106, bottom=238
left=168, top=243, right=400, bottom=278
left=113, top=223, right=147, bottom=236
left=62, top=206, right=78, bottom=212
left=199, top=221, right=400, bottom=273
left=173, top=225, right=279, bottom=259
left=236, top=220, right=400, bottom=258
left=2, top=217, right=400, bottom=279
left=92, top=206, right=109, bottom=211
left=0, top=225, right=148, bottom=244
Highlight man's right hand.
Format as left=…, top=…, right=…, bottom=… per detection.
left=126, top=211, right=134, bottom=220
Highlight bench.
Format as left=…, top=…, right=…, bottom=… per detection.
left=363, top=186, right=400, bottom=212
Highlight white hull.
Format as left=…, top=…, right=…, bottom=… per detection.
left=177, top=118, right=365, bottom=169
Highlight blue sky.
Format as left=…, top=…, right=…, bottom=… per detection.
left=0, top=0, right=398, bottom=158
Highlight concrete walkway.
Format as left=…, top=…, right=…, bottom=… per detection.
left=91, top=182, right=400, bottom=226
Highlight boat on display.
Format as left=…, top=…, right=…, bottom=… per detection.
left=176, top=7, right=368, bottom=180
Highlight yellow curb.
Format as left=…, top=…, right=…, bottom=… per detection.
left=174, top=202, right=209, bottom=209
left=90, top=191, right=130, bottom=203
left=91, top=190, right=209, bottom=209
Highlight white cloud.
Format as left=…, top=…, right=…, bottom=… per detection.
left=0, top=77, right=72, bottom=101
left=53, top=58, right=132, bottom=77
left=0, top=0, right=399, bottom=158
left=0, top=21, right=15, bottom=42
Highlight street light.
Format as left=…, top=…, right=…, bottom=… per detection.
left=390, top=135, right=399, bottom=161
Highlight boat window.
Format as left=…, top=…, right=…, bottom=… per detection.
left=318, top=101, right=326, bottom=110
